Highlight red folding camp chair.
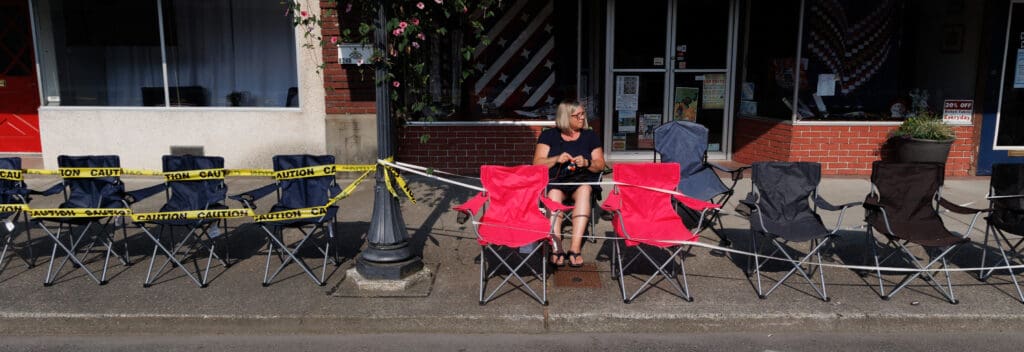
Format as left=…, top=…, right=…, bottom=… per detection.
left=454, top=165, right=572, bottom=305
left=601, top=163, right=720, bottom=303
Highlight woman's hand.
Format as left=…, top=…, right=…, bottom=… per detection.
left=571, top=155, right=586, bottom=167
left=557, top=153, right=573, bottom=164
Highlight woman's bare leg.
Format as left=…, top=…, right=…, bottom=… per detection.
left=568, top=185, right=592, bottom=266
left=547, top=189, right=567, bottom=265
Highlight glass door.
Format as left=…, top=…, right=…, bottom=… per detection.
left=605, top=0, right=737, bottom=159
left=994, top=0, right=1024, bottom=150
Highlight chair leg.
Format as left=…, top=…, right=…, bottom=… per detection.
left=991, top=229, right=1024, bottom=303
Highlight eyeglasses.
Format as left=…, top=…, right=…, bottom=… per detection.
left=571, top=111, right=586, bottom=120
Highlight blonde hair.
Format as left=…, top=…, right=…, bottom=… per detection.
left=555, top=99, right=588, bottom=133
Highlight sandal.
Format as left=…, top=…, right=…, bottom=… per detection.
left=567, top=251, right=584, bottom=267
left=550, top=251, right=566, bottom=267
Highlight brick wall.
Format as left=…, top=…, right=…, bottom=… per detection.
left=734, top=117, right=976, bottom=176
left=733, top=117, right=793, bottom=164
left=320, top=2, right=376, bottom=115
left=398, top=125, right=546, bottom=175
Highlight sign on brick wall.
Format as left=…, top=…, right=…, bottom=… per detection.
left=942, top=100, right=973, bottom=124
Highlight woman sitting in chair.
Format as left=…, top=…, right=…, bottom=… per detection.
left=533, top=99, right=605, bottom=267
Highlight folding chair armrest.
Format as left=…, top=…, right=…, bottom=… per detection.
left=987, top=194, right=1024, bottom=200
left=540, top=196, right=573, bottom=214
left=124, top=183, right=166, bottom=204
left=709, top=162, right=749, bottom=181
left=672, top=193, right=721, bottom=212
left=600, top=192, right=621, bottom=212
left=862, top=197, right=884, bottom=210
left=813, top=196, right=861, bottom=212
left=938, top=197, right=990, bottom=214
left=229, top=183, right=279, bottom=209
left=30, top=182, right=65, bottom=197
left=453, top=192, right=487, bottom=216
left=735, top=194, right=757, bottom=217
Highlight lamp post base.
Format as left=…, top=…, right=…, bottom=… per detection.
left=355, top=254, right=424, bottom=280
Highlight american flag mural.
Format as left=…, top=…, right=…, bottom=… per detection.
left=806, top=0, right=901, bottom=95
left=469, top=0, right=558, bottom=116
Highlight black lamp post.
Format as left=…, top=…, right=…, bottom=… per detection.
left=355, top=0, right=424, bottom=279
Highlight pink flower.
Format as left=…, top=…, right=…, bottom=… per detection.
left=416, top=33, right=426, bottom=40
left=399, top=21, right=408, bottom=29
left=392, top=28, right=404, bottom=36
left=345, top=3, right=352, bottom=13
left=416, top=2, right=425, bottom=9
left=411, top=41, right=420, bottom=49
left=462, top=6, right=468, bottom=13
left=330, top=36, right=338, bottom=44
left=411, top=18, right=420, bottom=26
left=355, top=58, right=364, bottom=66
left=300, top=10, right=308, bottom=17
left=392, top=81, right=401, bottom=88
left=434, top=0, right=443, bottom=4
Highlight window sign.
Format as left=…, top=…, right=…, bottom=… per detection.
left=615, top=75, right=640, bottom=111
left=942, top=100, right=973, bottom=124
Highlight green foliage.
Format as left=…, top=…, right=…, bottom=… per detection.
left=285, top=0, right=500, bottom=124
left=892, top=112, right=955, bottom=141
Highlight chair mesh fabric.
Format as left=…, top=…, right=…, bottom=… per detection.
left=272, top=155, right=339, bottom=210
left=57, top=155, right=125, bottom=209
left=1, top=157, right=25, bottom=218
left=149, top=155, right=228, bottom=226
left=611, top=163, right=697, bottom=248
left=749, top=162, right=828, bottom=242
left=161, top=155, right=227, bottom=212
left=477, top=165, right=552, bottom=248
left=990, top=163, right=1024, bottom=235
left=267, top=154, right=340, bottom=226
left=865, top=162, right=959, bottom=247
left=654, top=121, right=729, bottom=201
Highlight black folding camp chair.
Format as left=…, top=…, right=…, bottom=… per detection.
left=974, top=163, right=1024, bottom=302
left=655, top=121, right=748, bottom=247
left=131, top=155, right=233, bottom=288
left=231, top=155, right=341, bottom=286
left=863, top=162, right=983, bottom=304
left=739, top=162, right=857, bottom=301
left=1, top=157, right=35, bottom=272
left=31, top=155, right=133, bottom=286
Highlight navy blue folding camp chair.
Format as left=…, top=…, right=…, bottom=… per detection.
left=863, top=162, right=983, bottom=304
left=131, top=155, right=233, bottom=288
left=1, top=157, right=35, bottom=272
left=231, top=155, right=341, bottom=286
left=739, top=162, right=858, bottom=301
left=655, top=121, right=748, bottom=247
left=31, top=155, right=133, bottom=286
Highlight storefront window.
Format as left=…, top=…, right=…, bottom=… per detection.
left=32, top=0, right=298, bottom=107
left=402, top=0, right=579, bottom=121
left=738, top=0, right=803, bottom=120
left=739, top=0, right=982, bottom=122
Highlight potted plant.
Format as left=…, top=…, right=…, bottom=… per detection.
left=890, top=111, right=956, bottom=163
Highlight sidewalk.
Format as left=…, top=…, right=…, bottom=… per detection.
left=1, top=172, right=1022, bottom=335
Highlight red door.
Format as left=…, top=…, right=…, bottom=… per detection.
left=0, top=0, right=41, bottom=152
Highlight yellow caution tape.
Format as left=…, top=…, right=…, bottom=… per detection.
left=252, top=207, right=331, bottom=222
left=28, top=208, right=132, bottom=218
left=131, top=208, right=254, bottom=222
left=162, top=168, right=227, bottom=181
left=24, top=169, right=60, bottom=176
left=0, top=204, right=28, bottom=212
left=0, top=169, right=23, bottom=181
left=55, top=168, right=124, bottom=178
left=224, top=169, right=275, bottom=177
left=253, top=169, right=373, bottom=222
left=378, top=157, right=416, bottom=204
left=121, top=169, right=164, bottom=177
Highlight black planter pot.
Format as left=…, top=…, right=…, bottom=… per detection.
left=897, top=137, right=954, bottom=163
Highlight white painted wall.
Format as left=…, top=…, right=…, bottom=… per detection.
left=37, top=7, right=326, bottom=170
